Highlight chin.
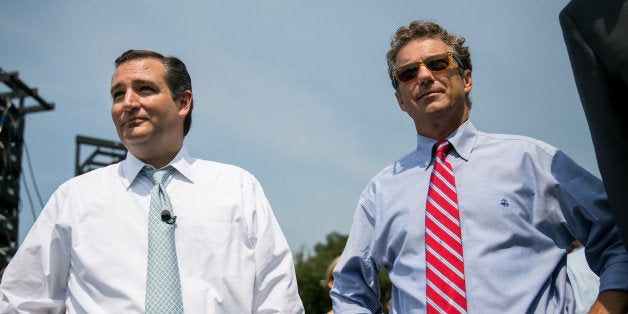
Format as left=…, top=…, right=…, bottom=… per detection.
left=120, top=132, right=151, bottom=146
left=423, top=104, right=449, bottom=114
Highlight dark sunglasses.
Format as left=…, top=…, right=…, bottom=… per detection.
left=392, top=52, right=464, bottom=84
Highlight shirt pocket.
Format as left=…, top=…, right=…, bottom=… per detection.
left=176, top=223, right=244, bottom=280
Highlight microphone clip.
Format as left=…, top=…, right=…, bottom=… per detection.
left=160, top=210, right=177, bottom=225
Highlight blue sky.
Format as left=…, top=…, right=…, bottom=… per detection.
left=2, top=0, right=594, bottom=253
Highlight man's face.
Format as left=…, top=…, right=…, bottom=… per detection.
left=110, top=58, right=190, bottom=150
left=393, top=38, right=472, bottom=136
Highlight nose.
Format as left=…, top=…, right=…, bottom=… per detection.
left=415, top=64, right=435, bottom=85
left=122, top=90, right=140, bottom=111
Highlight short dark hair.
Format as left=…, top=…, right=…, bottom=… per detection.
left=115, top=49, right=194, bottom=135
left=386, top=20, right=473, bottom=108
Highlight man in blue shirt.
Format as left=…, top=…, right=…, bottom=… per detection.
left=331, top=20, right=628, bottom=313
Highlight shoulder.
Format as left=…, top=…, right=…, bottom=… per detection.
left=560, top=0, right=599, bottom=22
left=61, top=162, right=122, bottom=190
left=369, top=150, right=415, bottom=182
left=471, top=131, right=594, bottom=181
left=475, top=131, right=559, bottom=158
left=189, top=158, right=260, bottom=183
left=360, top=150, right=419, bottom=198
left=40, top=163, right=122, bottom=217
left=191, top=158, right=253, bottom=174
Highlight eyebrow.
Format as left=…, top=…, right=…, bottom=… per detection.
left=398, top=52, right=451, bottom=68
left=110, top=83, right=123, bottom=96
left=110, top=79, right=155, bottom=96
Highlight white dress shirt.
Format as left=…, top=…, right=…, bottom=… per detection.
left=0, top=147, right=304, bottom=313
left=567, top=246, right=600, bottom=314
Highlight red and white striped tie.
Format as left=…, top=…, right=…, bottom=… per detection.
left=425, top=140, right=467, bottom=313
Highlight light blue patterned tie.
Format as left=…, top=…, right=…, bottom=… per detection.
left=142, top=165, right=184, bottom=313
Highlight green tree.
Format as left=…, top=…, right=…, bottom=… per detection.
left=295, top=232, right=347, bottom=313
left=295, top=232, right=391, bottom=313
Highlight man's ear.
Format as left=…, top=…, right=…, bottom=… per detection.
left=177, top=90, right=192, bottom=117
left=463, top=69, right=472, bottom=93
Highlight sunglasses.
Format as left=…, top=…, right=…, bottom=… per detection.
left=392, top=52, right=464, bottom=85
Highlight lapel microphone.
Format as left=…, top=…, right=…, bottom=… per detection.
left=160, top=210, right=177, bottom=224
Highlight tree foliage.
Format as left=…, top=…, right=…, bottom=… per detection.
left=295, top=232, right=348, bottom=313
left=295, top=231, right=391, bottom=313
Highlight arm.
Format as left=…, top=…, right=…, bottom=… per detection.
left=0, top=187, right=71, bottom=313
left=551, top=152, right=628, bottom=309
left=588, top=290, right=628, bottom=314
left=244, top=174, right=304, bottom=313
left=331, top=187, right=382, bottom=313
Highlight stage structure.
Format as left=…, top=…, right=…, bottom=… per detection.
left=0, top=67, right=54, bottom=268
left=75, top=135, right=126, bottom=176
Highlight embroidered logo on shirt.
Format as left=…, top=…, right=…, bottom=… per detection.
left=500, top=199, right=510, bottom=207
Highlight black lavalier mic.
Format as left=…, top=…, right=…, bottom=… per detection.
left=161, top=210, right=177, bottom=224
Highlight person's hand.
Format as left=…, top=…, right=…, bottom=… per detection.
left=587, top=290, right=628, bottom=314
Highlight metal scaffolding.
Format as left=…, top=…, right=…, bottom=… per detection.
left=0, top=67, right=54, bottom=268
left=75, top=135, right=126, bottom=176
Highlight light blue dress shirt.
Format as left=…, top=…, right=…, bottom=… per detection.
left=331, top=121, right=628, bottom=313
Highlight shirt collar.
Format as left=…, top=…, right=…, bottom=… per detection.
left=120, top=146, right=195, bottom=189
left=416, top=120, right=478, bottom=162
left=446, top=120, right=477, bottom=161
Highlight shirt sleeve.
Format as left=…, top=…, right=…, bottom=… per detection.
left=242, top=172, right=304, bottom=313
left=552, top=151, right=628, bottom=292
left=331, top=184, right=382, bottom=313
left=0, top=185, right=71, bottom=313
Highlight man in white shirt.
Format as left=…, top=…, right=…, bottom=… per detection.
left=0, top=50, right=304, bottom=313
